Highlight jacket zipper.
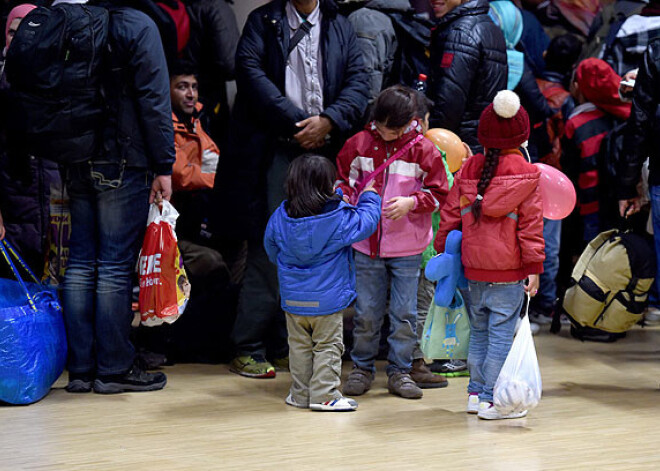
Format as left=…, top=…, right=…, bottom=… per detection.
left=376, top=145, right=391, bottom=256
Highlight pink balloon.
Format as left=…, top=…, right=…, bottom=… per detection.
left=535, top=163, right=576, bottom=220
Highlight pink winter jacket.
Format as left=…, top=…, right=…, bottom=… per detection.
left=336, top=123, right=449, bottom=258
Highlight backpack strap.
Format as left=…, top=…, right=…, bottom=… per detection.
left=287, top=20, right=312, bottom=56
left=354, top=134, right=424, bottom=195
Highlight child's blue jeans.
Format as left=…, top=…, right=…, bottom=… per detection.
left=351, top=251, right=421, bottom=377
left=466, top=280, right=525, bottom=403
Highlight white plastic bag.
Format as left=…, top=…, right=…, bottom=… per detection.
left=494, top=305, right=542, bottom=414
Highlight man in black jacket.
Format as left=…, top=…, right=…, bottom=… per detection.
left=55, top=1, right=175, bottom=394
left=216, top=0, right=368, bottom=379
left=618, top=39, right=660, bottom=310
left=428, top=0, right=507, bottom=152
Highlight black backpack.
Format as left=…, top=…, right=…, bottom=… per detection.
left=597, top=120, right=626, bottom=231
left=386, top=11, right=432, bottom=89
left=5, top=3, right=109, bottom=165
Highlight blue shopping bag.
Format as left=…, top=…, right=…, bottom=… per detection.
left=0, top=240, right=67, bottom=404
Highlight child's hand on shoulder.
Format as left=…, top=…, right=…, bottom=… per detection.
left=384, top=196, right=415, bottom=220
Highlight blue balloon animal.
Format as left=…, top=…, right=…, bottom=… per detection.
left=424, top=230, right=467, bottom=307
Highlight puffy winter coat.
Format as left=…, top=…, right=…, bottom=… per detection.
left=620, top=38, right=660, bottom=198
left=100, top=7, right=175, bottom=175
left=264, top=192, right=381, bottom=316
left=336, top=122, right=449, bottom=258
left=435, top=150, right=545, bottom=282
left=214, top=0, right=369, bottom=240
left=428, top=0, right=508, bottom=152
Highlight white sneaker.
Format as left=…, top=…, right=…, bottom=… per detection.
left=477, top=401, right=527, bottom=420
left=285, top=393, right=309, bottom=409
left=466, top=394, right=480, bottom=414
left=645, top=307, right=660, bottom=324
left=310, top=396, right=358, bottom=412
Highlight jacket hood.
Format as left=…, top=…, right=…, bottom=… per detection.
left=438, top=0, right=490, bottom=25
left=576, top=58, right=631, bottom=120
left=459, top=152, right=540, bottom=217
left=274, top=200, right=352, bottom=264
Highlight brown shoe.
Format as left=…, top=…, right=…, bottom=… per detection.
left=388, top=372, right=423, bottom=399
left=410, top=359, right=449, bottom=389
left=343, top=367, right=374, bottom=396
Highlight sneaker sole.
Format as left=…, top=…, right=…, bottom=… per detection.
left=93, top=378, right=167, bottom=394
left=229, top=367, right=276, bottom=379
left=466, top=408, right=479, bottom=414
left=415, top=381, right=449, bottom=389
left=387, top=388, right=423, bottom=399
left=310, top=404, right=357, bottom=412
left=65, top=380, right=93, bottom=393
left=478, top=410, right=528, bottom=420
left=435, top=371, right=470, bottom=377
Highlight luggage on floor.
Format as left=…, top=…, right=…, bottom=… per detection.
left=559, top=229, right=655, bottom=340
left=0, top=240, right=66, bottom=405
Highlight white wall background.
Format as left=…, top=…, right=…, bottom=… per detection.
left=232, top=0, right=271, bottom=29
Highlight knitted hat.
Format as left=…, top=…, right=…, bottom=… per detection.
left=575, top=58, right=631, bottom=120
left=477, top=90, right=530, bottom=149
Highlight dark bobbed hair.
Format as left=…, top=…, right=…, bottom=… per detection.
left=285, top=154, right=337, bottom=218
left=545, top=34, right=582, bottom=75
left=371, top=85, right=419, bottom=129
left=416, top=91, right=434, bottom=120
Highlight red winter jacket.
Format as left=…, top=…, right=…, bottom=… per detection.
left=435, top=150, right=545, bottom=282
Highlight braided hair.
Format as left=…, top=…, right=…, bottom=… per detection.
left=471, top=148, right=501, bottom=222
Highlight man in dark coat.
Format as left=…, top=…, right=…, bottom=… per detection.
left=428, top=0, right=508, bottom=152
left=52, top=1, right=175, bottom=394
left=215, top=0, right=368, bottom=378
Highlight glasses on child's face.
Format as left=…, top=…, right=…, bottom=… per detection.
left=374, top=122, right=405, bottom=142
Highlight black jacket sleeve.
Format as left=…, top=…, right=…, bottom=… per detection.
left=320, top=19, right=370, bottom=134
left=128, top=15, right=176, bottom=175
left=618, top=40, right=660, bottom=199
left=429, top=27, right=480, bottom=132
left=517, top=61, right=553, bottom=125
left=235, top=11, right=307, bottom=136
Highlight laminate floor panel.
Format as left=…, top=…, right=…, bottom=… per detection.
left=2, top=326, right=660, bottom=471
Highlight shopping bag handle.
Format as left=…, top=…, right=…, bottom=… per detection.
left=2, top=240, right=40, bottom=284
left=0, top=240, right=38, bottom=311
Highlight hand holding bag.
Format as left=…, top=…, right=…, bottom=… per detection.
left=494, top=295, right=543, bottom=414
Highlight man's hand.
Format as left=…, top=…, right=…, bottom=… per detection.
left=383, top=196, right=415, bottom=220
left=294, top=115, right=332, bottom=149
left=150, top=175, right=172, bottom=204
left=0, top=212, right=5, bottom=241
left=526, top=274, right=540, bottom=297
left=619, top=198, right=641, bottom=218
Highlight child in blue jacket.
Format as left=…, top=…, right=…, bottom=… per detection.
left=264, top=154, right=381, bottom=412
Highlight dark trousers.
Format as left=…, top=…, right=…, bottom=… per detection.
left=230, top=143, right=305, bottom=358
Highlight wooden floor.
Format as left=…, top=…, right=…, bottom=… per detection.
left=3, top=326, right=660, bottom=471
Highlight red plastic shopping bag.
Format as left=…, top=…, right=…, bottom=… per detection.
left=138, top=201, right=190, bottom=326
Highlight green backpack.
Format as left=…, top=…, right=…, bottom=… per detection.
left=560, top=229, right=656, bottom=338
left=421, top=290, right=470, bottom=360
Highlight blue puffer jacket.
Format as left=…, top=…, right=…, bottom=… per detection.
left=264, top=192, right=381, bottom=316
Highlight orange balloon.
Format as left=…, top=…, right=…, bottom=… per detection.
left=425, top=128, right=467, bottom=173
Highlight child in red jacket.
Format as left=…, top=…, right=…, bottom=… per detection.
left=435, top=90, right=545, bottom=420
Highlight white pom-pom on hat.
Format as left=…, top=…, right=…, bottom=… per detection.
left=492, top=90, right=521, bottom=119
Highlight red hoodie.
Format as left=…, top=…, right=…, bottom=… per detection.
left=435, top=150, right=545, bottom=282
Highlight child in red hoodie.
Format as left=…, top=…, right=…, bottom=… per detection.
left=435, top=90, right=545, bottom=420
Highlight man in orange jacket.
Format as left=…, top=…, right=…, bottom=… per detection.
left=170, top=69, right=220, bottom=192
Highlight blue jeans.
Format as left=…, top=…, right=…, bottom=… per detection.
left=61, top=162, right=151, bottom=375
left=466, top=280, right=525, bottom=403
left=351, top=251, right=421, bottom=376
left=650, top=186, right=660, bottom=305
left=536, top=218, right=561, bottom=312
